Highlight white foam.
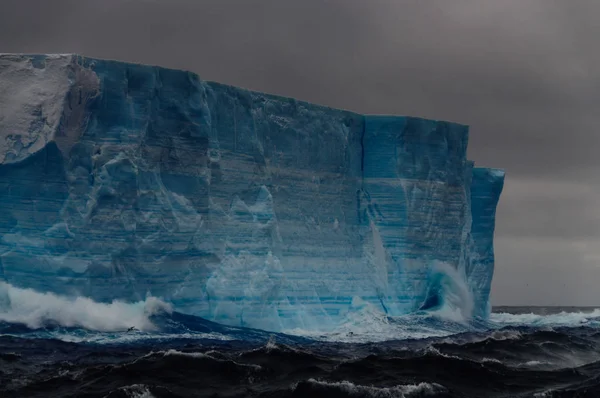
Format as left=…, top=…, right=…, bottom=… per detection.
left=163, top=349, right=211, bottom=359
left=490, top=309, right=600, bottom=327
left=163, top=349, right=262, bottom=370
left=427, top=261, right=475, bottom=323
left=284, top=296, right=465, bottom=343
left=296, top=379, right=444, bottom=397
left=0, top=282, right=171, bottom=332
left=481, top=357, right=502, bottom=364
left=436, top=329, right=522, bottom=347
left=264, top=335, right=279, bottom=351
left=104, top=384, right=156, bottom=398
left=48, top=331, right=233, bottom=344
left=521, top=360, right=545, bottom=367
left=487, top=329, right=523, bottom=340
left=424, top=346, right=464, bottom=361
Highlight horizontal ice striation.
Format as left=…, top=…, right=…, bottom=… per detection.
left=467, top=168, right=505, bottom=317
left=0, top=54, right=504, bottom=331
left=361, top=117, right=473, bottom=316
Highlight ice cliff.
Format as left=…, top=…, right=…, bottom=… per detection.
left=0, top=54, right=504, bottom=331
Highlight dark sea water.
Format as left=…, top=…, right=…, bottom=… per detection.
left=2, top=306, right=600, bottom=398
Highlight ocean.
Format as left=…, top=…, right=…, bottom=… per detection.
left=2, top=306, right=600, bottom=397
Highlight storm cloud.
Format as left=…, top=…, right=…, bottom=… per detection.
left=1, top=0, right=599, bottom=305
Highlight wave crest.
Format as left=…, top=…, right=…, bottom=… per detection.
left=293, top=379, right=445, bottom=397
left=0, top=282, right=171, bottom=332
left=490, top=309, right=600, bottom=327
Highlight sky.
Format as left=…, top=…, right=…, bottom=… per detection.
left=1, top=0, right=599, bottom=305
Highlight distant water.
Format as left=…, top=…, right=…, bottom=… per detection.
left=494, top=306, right=600, bottom=315
left=2, top=306, right=600, bottom=397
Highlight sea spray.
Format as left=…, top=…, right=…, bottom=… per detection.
left=0, top=282, right=171, bottom=332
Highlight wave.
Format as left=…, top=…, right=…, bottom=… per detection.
left=490, top=309, right=600, bottom=327
left=292, top=379, right=446, bottom=397
left=282, top=295, right=479, bottom=343
left=4, top=280, right=600, bottom=347
left=104, top=384, right=157, bottom=398
left=45, top=331, right=234, bottom=345
left=5, top=321, right=600, bottom=397
left=162, top=349, right=263, bottom=371
left=0, top=282, right=171, bottom=332
left=420, top=261, right=475, bottom=322
left=0, top=280, right=471, bottom=343
left=289, top=261, right=479, bottom=343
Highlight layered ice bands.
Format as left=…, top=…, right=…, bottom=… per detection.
left=0, top=54, right=504, bottom=331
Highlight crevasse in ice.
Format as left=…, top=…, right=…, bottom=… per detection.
left=0, top=54, right=504, bottom=331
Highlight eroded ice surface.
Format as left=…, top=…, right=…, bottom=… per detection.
left=0, top=54, right=504, bottom=332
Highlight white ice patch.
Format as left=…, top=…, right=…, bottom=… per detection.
left=0, top=54, right=71, bottom=163
left=0, top=282, right=171, bottom=332
left=0, top=54, right=99, bottom=163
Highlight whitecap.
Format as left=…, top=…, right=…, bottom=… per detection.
left=0, top=282, right=171, bottom=332
left=294, top=379, right=445, bottom=397
left=104, top=384, right=156, bottom=398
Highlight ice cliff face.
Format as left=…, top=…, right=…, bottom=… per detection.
left=0, top=54, right=504, bottom=331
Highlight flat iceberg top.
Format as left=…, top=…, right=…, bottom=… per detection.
left=0, top=53, right=472, bottom=165
left=0, top=53, right=504, bottom=332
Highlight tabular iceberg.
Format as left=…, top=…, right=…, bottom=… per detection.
left=0, top=54, right=504, bottom=332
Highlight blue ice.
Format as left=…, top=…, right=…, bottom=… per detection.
left=0, top=54, right=504, bottom=332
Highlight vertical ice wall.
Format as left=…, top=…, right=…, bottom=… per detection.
left=361, top=116, right=474, bottom=316
left=0, top=54, right=504, bottom=331
left=467, top=168, right=505, bottom=317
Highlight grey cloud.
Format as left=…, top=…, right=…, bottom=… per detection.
left=1, top=0, right=599, bottom=304
left=491, top=235, right=600, bottom=306
left=497, top=178, right=600, bottom=240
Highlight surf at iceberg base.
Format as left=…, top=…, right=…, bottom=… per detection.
left=4, top=278, right=600, bottom=348
left=5, top=295, right=600, bottom=398
left=0, top=53, right=504, bottom=334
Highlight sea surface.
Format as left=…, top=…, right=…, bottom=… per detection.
left=2, top=306, right=600, bottom=397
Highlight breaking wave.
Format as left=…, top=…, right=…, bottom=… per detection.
left=2, top=281, right=600, bottom=347
left=490, top=309, right=600, bottom=327
left=292, top=379, right=446, bottom=397
left=107, top=384, right=157, bottom=398
left=3, top=300, right=600, bottom=397
left=0, top=282, right=171, bottom=332
left=420, top=261, right=475, bottom=322
left=283, top=296, right=472, bottom=343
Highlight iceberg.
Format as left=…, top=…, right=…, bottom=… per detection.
left=0, top=54, right=504, bottom=332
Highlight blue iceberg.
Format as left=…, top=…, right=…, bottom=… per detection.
left=0, top=54, right=504, bottom=332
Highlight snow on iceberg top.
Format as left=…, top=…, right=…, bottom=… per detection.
left=0, top=53, right=490, bottom=169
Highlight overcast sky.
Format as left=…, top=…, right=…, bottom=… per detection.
left=1, top=0, right=599, bottom=305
